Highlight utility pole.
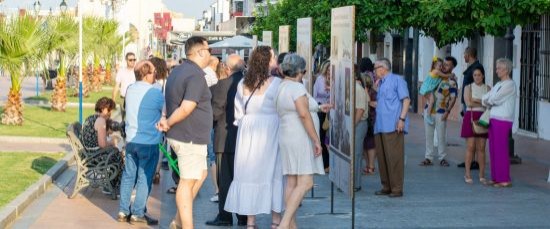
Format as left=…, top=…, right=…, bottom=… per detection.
left=504, top=26, right=522, bottom=165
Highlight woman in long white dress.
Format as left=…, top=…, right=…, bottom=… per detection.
left=225, top=46, right=284, bottom=229
left=275, top=54, right=330, bottom=229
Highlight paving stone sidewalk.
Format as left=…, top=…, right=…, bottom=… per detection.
left=0, top=138, right=69, bottom=153
left=6, top=114, right=550, bottom=228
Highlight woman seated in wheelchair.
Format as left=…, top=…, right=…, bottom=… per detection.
left=82, top=97, right=124, bottom=150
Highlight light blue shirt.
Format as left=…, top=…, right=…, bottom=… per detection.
left=125, top=81, right=165, bottom=144
left=374, top=73, right=409, bottom=134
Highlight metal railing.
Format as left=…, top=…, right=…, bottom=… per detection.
left=519, top=23, right=540, bottom=132
left=539, top=15, right=550, bottom=101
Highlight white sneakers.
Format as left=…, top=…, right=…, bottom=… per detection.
left=210, top=193, right=219, bottom=202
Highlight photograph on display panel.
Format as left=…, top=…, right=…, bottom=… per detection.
left=330, top=64, right=336, bottom=108
left=328, top=5, right=355, bottom=196
left=345, top=67, right=351, bottom=116
left=329, top=61, right=352, bottom=158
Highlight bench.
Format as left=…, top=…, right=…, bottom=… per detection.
left=66, top=122, right=122, bottom=200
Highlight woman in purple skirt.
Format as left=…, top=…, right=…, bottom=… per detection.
left=482, top=58, right=517, bottom=188
left=460, top=66, right=490, bottom=184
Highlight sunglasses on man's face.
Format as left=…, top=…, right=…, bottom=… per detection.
left=127, top=58, right=136, bottom=62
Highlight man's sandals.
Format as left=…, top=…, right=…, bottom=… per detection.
left=419, top=159, right=433, bottom=166
left=166, top=186, right=177, bottom=194
left=362, top=167, right=375, bottom=175
left=419, top=159, right=449, bottom=167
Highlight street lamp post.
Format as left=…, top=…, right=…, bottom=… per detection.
left=33, top=0, right=41, bottom=14
left=34, top=0, right=41, bottom=97
left=148, top=19, right=153, bottom=57
left=72, top=0, right=127, bottom=123
left=60, top=0, right=68, bottom=13
left=100, top=0, right=126, bottom=19
left=202, top=10, right=208, bottom=31
left=503, top=26, right=522, bottom=165
left=73, top=0, right=126, bottom=123
left=78, top=0, right=83, bottom=124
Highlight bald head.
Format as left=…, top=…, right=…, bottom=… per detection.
left=208, top=56, right=219, bottom=70
left=226, top=54, right=245, bottom=74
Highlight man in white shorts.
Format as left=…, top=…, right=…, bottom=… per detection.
left=160, top=36, right=213, bottom=229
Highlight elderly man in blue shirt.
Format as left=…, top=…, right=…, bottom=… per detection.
left=372, top=58, right=410, bottom=198
left=117, top=60, right=165, bottom=225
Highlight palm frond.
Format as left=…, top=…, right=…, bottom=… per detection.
left=0, top=15, right=50, bottom=90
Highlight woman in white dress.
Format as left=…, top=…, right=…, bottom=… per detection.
left=275, top=54, right=330, bottom=229
left=225, top=46, right=284, bottom=229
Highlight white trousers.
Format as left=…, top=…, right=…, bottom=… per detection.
left=424, top=113, right=447, bottom=161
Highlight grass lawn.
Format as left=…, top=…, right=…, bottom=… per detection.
left=0, top=105, right=94, bottom=138
left=0, top=152, right=65, bottom=208
left=26, top=87, right=113, bottom=104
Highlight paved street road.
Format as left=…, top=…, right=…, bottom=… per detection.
left=10, top=115, right=550, bottom=228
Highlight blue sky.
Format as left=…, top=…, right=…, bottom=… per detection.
left=164, top=0, right=213, bottom=19
left=1, top=0, right=214, bottom=19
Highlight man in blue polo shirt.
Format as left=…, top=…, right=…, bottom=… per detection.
left=373, top=58, right=410, bottom=198
left=118, top=60, right=164, bottom=225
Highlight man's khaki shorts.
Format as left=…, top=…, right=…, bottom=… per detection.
left=167, top=138, right=207, bottom=180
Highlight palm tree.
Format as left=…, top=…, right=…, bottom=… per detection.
left=0, top=15, right=49, bottom=125
left=85, top=17, right=106, bottom=92
left=45, top=15, right=78, bottom=112
left=90, top=18, right=122, bottom=90
left=101, top=19, right=123, bottom=85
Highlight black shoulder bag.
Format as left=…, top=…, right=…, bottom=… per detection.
left=244, top=78, right=266, bottom=114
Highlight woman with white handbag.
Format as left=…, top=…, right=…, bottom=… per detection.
left=460, top=65, right=490, bottom=184
left=482, top=58, right=517, bottom=188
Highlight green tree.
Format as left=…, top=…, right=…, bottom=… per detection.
left=252, top=0, right=333, bottom=50
left=44, top=15, right=78, bottom=112
left=97, top=19, right=122, bottom=85
left=252, top=0, right=417, bottom=49
left=252, top=0, right=550, bottom=48
left=0, top=15, right=50, bottom=125
left=79, top=16, right=103, bottom=96
left=84, top=18, right=122, bottom=91
left=411, top=0, right=550, bottom=47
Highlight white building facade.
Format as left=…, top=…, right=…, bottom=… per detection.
left=113, top=0, right=165, bottom=59
left=360, top=22, right=549, bottom=141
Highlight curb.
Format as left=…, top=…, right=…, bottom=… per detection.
left=0, top=151, right=74, bottom=229
left=0, top=101, right=95, bottom=108
left=0, top=136, right=67, bottom=145
left=67, top=102, right=95, bottom=108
